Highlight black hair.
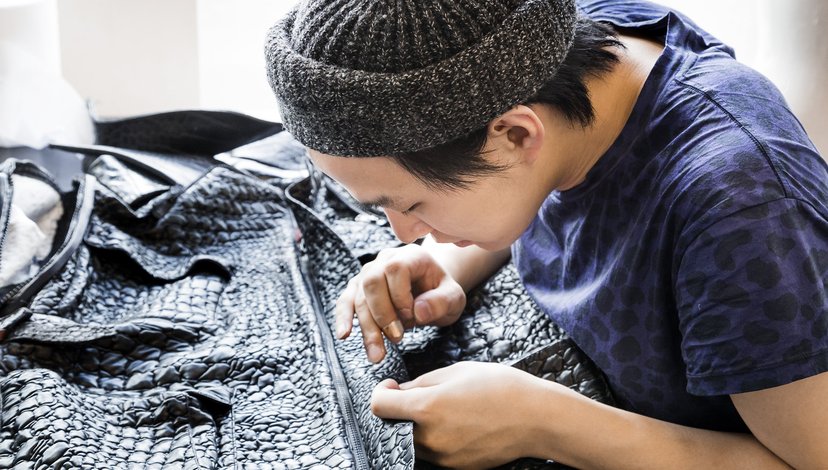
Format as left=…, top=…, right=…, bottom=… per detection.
left=391, top=17, right=624, bottom=190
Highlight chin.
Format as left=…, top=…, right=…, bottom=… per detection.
left=482, top=230, right=526, bottom=252
left=475, top=239, right=511, bottom=252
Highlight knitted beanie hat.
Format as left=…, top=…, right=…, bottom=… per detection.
left=265, top=0, right=577, bottom=156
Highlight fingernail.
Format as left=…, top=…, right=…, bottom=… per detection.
left=414, top=300, right=431, bottom=323
left=382, top=320, right=404, bottom=342
left=335, top=322, right=346, bottom=339
left=367, top=344, right=384, bottom=363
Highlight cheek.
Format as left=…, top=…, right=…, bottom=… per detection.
left=416, top=202, right=474, bottom=236
left=422, top=188, right=536, bottom=242
left=484, top=198, right=541, bottom=245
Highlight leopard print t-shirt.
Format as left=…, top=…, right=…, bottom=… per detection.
left=514, top=0, right=828, bottom=432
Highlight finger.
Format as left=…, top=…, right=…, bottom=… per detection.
left=371, top=379, right=427, bottom=420
left=354, top=288, right=387, bottom=363
left=412, top=276, right=466, bottom=326
left=383, top=259, right=416, bottom=329
left=398, top=366, right=455, bottom=390
left=374, top=248, right=395, bottom=261
left=390, top=246, right=455, bottom=325
left=334, top=278, right=358, bottom=339
left=377, top=378, right=400, bottom=389
left=360, top=265, right=404, bottom=343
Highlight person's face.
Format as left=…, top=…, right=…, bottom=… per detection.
left=306, top=105, right=588, bottom=251
left=308, top=149, right=535, bottom=251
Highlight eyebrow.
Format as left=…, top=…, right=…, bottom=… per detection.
left=357, top=195, right=401, bottom=211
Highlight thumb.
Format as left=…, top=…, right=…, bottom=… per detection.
left=371, top=379, right=420, bottom=420
left=413, top=277, right=465, bottom=326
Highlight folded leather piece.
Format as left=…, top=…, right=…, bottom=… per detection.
left=85, top=154, right=169, bottom=207
left=0, top=113, right=615, bottom=469
left=0, top=160, right=95, bottom=334
left=93, top=110, right=283, bottom=156
left=50, top=143, right=217, bottom=188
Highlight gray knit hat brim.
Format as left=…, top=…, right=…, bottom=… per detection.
left=266, top=0, right=577, bottom=157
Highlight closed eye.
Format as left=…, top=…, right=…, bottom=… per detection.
left=355, top=199, right=419, bottom=215
left=355, top=201, right=383, bottom=215
left=401, top=202, right=420, bottom=216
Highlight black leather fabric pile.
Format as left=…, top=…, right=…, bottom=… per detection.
left=0, top=112, right=613, bottom=469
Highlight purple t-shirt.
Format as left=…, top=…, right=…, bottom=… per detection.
left=513, top=0, right=828, bottom=432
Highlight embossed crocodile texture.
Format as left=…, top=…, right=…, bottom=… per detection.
left=288, top=174, right=401, bottom=261
left=289, top=199, right=414, bottom=470
left=2, top=121, right=616, bottom=469
left=287, top=163, right=616, bottom=470
left=285, top=164, right=614, bottom=406
left=0, top=164, right=413, bottom=469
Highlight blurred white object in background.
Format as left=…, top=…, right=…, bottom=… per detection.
left=197, top=0, right=301, bottom=122
left=57, top=0, right=294, bottom=122
left=0, top=174, right=63, bottom=288
left=0, top=0, right=60, bottom=73
left=0, top=0, right=94, bottom=149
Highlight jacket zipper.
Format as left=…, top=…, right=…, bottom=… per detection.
left=293, top=222, right=370, bottom=470
left=0, top=175, right=97, bottom=319
left=0, top=163, right=65, bottom=284
left=0, top=173, right=12, bottom=288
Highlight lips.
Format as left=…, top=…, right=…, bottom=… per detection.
left=453, top=240, right=474, bottom=248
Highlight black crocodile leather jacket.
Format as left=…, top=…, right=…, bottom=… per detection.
left=0, top=112, right=614, bottom=469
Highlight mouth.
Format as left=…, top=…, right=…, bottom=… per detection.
left=452, top=240, right=474, bottom=248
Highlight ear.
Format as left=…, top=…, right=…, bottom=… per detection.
left=487, top=105, right=545, bottom=164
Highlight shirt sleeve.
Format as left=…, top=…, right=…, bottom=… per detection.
left=675, top=197, right=828, bottom=396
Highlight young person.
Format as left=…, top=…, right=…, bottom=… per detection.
left=266, top=0, right=828, bottom=467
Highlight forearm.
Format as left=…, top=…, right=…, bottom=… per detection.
left=421, top=235, right=511, bottom=293
left=527, top=380, right=791, bottom=469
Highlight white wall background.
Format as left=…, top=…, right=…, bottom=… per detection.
left=58, top=0, right=201, bottom=118
left=195, top=0, right=297, bottom=121
left=0, top=0, right=61, bottom=74
left=14, top=0, right=825, bottom=154
left=56, top=0, right=298, bottom=121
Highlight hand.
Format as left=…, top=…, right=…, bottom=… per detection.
left=371, top=362, right=548, bottom=469
left=335, top=244, right=466, bottom=363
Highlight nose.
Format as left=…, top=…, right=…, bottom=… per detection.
left=384, top=209, right=431, bottom=244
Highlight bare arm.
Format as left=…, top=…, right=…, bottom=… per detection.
left=529, top=373, right=828, bottom=469
left=373, top=363, right=826, bottom=469
left=731, top=372, right=828, bottom=469
left=527, top=379, right=793, bottom=469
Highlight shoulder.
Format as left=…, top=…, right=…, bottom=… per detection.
left=577, top=0, right=672, bottom=23
left=577, top=0, right=733, bottom=58
left=653, top=55, right=828, bottom=244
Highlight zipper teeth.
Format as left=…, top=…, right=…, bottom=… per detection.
left=0, top=279, right=24, bottom=307
left=0, top=175, right=96, bottom=313
left=297, top=250, right=370, bottom=470
left=284, top=181, right=372, bottom=470
left=0, top=174, right=13, bottom=295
